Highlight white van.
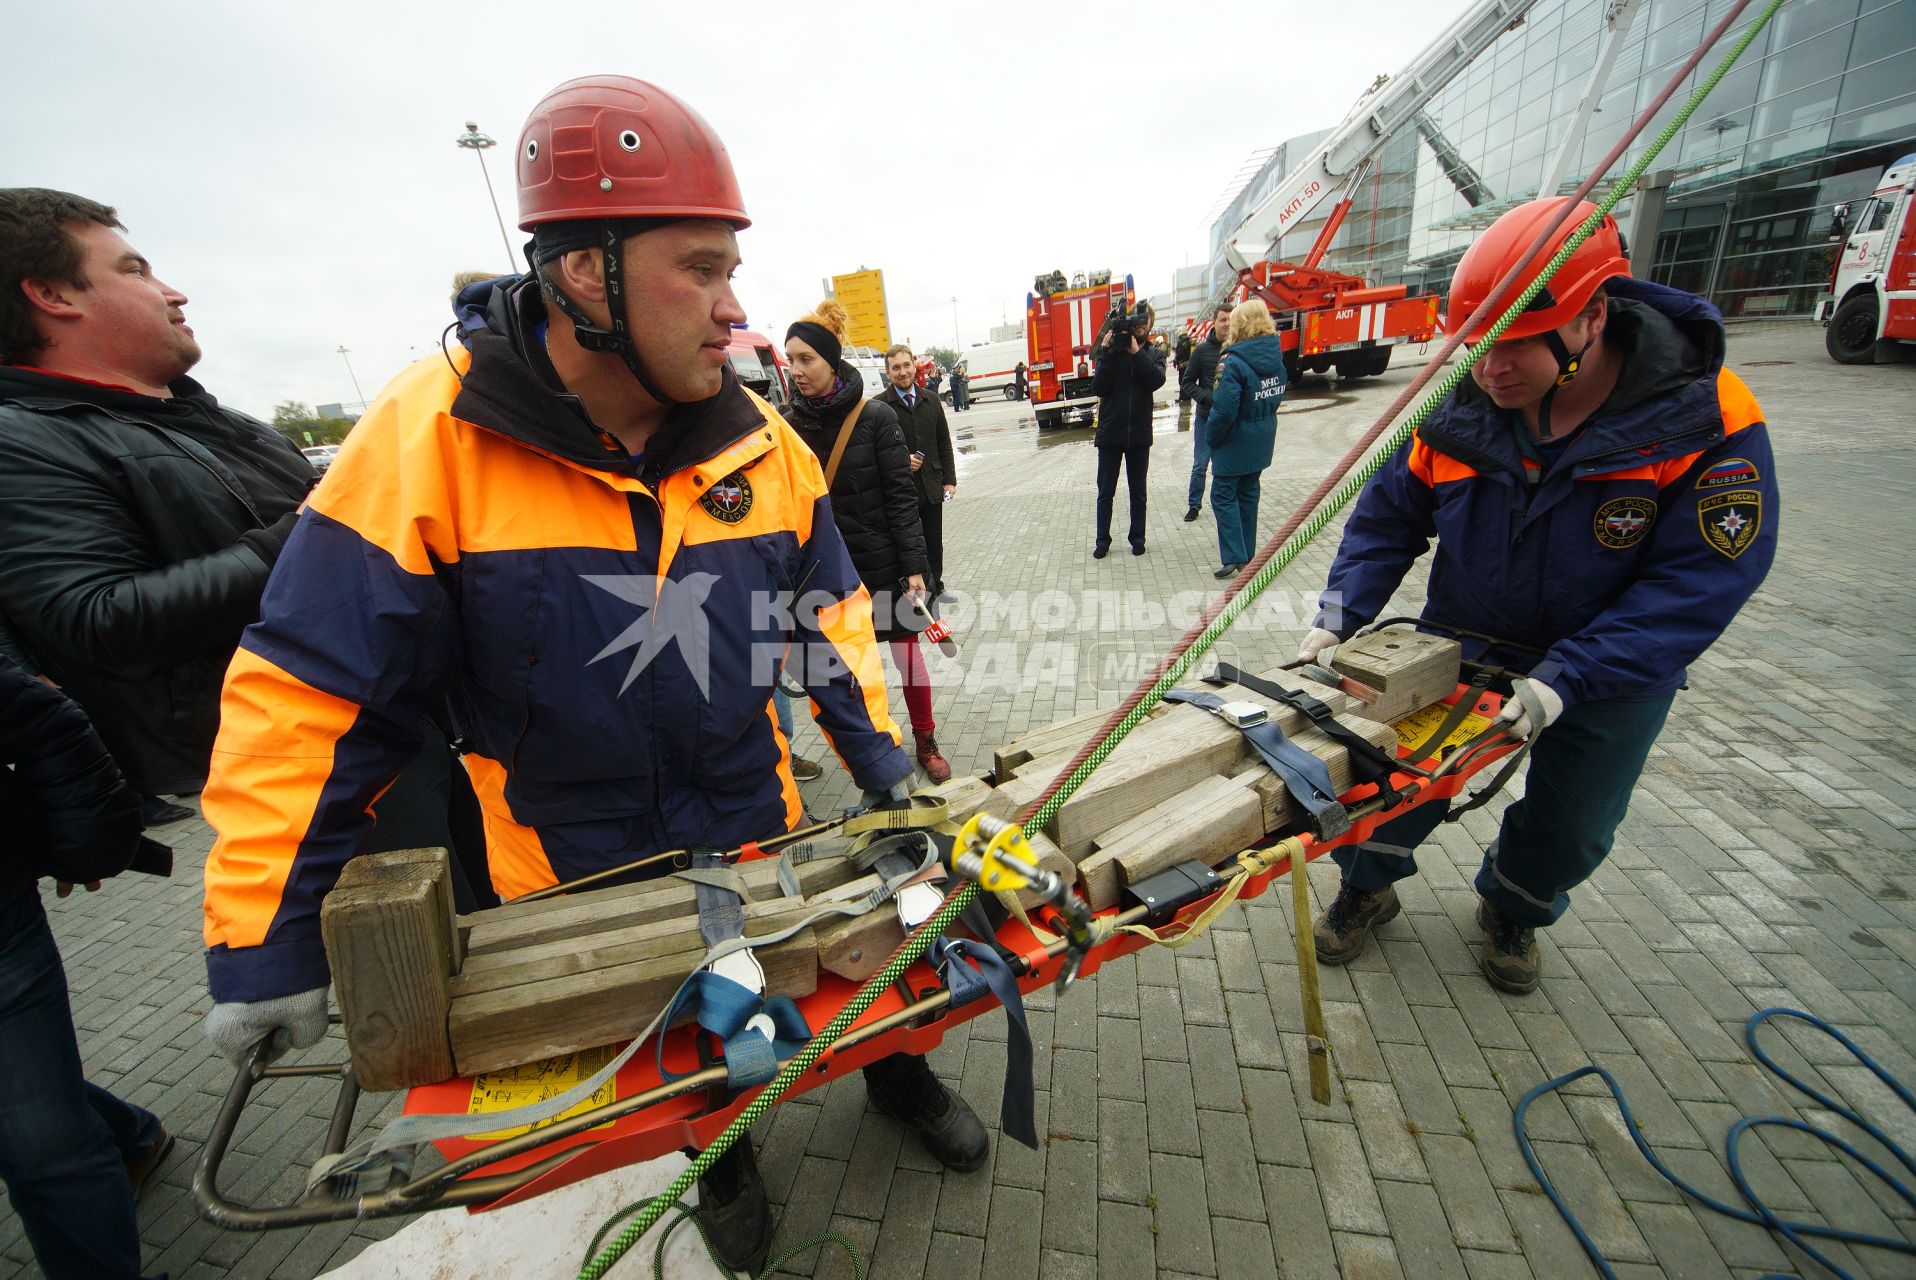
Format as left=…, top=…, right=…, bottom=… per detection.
left=950, top=337, right=1026, bottom=402
left=845, top=346, right=891, bottom=398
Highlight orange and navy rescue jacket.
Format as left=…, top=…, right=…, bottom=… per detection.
left=1317, top=277, right=1777, bottom=710
left=201, top=279, right=910, bottom=1002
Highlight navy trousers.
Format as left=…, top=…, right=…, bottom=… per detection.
left=1332, top=692, right=1674, bottom=926
left=1187, top=407, right=1212, bottom=509
left=0, top=889, right=162, bottom=1279
left=1210, top=471, right=1261, bottom=566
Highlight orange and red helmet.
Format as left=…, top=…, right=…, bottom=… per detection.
left=515, top=75, right=749, bottom=231
left=1442, top=198, right=1630, bottom=344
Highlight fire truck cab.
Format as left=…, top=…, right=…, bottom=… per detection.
left=1815, top=152, right=1916, bottom=364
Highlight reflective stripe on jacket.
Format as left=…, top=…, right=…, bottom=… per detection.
left=201, top=281, right=910, bottom=1002
left=1316, top=277, right=1778, bottom=712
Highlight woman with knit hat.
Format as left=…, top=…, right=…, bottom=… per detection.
left=777, top=303, right=989, bottom=1178
left=782, top=301, right=953, bottom=784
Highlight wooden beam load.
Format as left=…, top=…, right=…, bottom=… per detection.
left=322, top=643, right=1460, bottom=1090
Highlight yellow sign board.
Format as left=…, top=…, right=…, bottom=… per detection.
left=832, top=268, right=891, bottom=351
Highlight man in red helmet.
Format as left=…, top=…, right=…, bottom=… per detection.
left=1296, top=198, right=1778, bottom=993
left=197, top=76, right=985, bottom=1269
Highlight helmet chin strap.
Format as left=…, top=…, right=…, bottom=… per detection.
left=535, top=223, right=681, bottom=410
left=1534, top=328, right=1593, bottom=440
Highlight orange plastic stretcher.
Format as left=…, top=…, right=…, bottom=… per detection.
left=195, top=630, right=1524, bottom=1232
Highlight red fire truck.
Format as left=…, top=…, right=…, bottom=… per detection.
left=1215, top=0, right=1543, bottom=380
left=1815, top=151, right=1916, bottom=364
left=1025, top=270, right=1133, bottom=429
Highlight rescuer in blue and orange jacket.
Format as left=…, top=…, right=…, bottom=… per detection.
left=196, top=76, right=986, bottom=1270
left=1296, top=198, right=1778, bottom=994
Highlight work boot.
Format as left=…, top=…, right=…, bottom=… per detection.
left=863, top=1052, right=988, bottom=1172
left=123, top=1124, right=174, bottom=1201
left=914, top=733, right=952, bottom=784
left=1476, top=899, right=1542, bottom=994
left=1312, top=882, right=1400, bottom=965
left=789, top=754, right=822, bottom=782
left=695, top=1139, right=773, bottom=1275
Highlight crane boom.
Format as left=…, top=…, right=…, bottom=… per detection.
left=1223, top=0, right=1540, bottom=271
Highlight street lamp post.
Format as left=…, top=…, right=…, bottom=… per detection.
left=456, top=121, right=518, bottom=272
left=336, top=345, right=367, bottom=410
left=951, top=296, right=960, bottom=351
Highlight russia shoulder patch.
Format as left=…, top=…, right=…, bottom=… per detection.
left=1698, top=489, right=1761, bottom=559
left=1695, top=456, right=1760, bottom=490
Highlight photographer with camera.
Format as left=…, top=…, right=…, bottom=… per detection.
left=1090, top=299, right=1166, bottom=557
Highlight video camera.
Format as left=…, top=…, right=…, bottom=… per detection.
left=1098, top=299, right=1153, bottom=347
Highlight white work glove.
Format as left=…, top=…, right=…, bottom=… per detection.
left=1497, top=677, right=1564, bottom=740
left=204, top=987, right=329, bottom=1065
left=1296, top=627, right=1342, bottom=665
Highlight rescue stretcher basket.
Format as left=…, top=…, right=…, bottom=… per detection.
left=195, top=623, right=1531, bottom=1231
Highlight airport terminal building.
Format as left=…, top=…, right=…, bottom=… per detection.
left=1208, top=0, right=1915, bottom=318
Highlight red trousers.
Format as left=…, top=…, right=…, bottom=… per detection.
left=888, top=637, right=934, bottom=736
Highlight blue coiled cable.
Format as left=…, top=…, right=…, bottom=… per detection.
left=1514, top=1008, right=1915, bottom=1279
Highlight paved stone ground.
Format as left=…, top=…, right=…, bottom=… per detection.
left=11, top=322, right=1914, bottom=1278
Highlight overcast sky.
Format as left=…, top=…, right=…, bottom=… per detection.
left=6, top=0, right=1459, bottom=419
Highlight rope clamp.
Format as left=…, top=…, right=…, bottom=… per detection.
left=954, top=814, right=1095, bottom=991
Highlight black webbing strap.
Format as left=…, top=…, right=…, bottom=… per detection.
left=1402, top=667, right=1496, bottom=767
left=1163, top=689, right=1350, bottom=840
left=1208, top=663, right=1402, bottom=787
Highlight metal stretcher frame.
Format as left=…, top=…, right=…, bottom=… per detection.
left=196, top=642, right=1523, bottom=1232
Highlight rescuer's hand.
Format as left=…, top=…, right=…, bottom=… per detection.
left=204, top=987, right=329, bottom=1065
left=1496, top=678, right=1564, bottom=740
left=1295, top=627, right=1342, bottom=664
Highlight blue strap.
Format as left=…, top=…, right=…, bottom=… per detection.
left=1163, top=688, right=1350, bottom=839
left=689, top=849, right=745, bottom=949
left=928, top=936, right=1037, bottom=1149
left=657, top=970, right=813, bottom=1089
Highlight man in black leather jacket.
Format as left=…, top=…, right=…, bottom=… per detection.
left=0, top=189, right=316, bottom=807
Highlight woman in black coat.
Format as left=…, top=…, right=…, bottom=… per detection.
left=781, top=301, right=949, bottom=783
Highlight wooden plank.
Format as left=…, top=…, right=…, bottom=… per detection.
left=338, top=847, right=462, bottom=974
left=322, top=852, right=457, bottom=1092
left=1046, top=671, right=1355, bottom=860
left=991, top=704, right=1167, bottom=780
left=461, top=854, right=857, bottom=957
left=448, top=926, right=818, bottom=1078
left=1112, top=772, right=1266, bottom=895
left=450, top=896, right=820, bottom=998
left=923, top=773, right=993, bottom=821
left=1331, top=631, right=1461, bottom=724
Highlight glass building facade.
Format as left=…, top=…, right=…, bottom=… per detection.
left=1208, top=0, right=1916, bottom=318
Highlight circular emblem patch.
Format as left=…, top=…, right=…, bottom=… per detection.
left=1593, top=496, right=1657, bottom=549
left=699, top=471, right=753, bottom=524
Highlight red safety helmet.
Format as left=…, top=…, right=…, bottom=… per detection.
left=515, top=75, right=750, bottom=230
left=1442, top=198, right=1629, bottom=344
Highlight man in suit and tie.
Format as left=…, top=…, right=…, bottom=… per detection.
left=878, top=344, right=957, bottom=604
